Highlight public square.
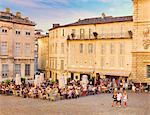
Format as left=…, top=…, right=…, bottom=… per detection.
left=0, top=93, right=150, bottom=115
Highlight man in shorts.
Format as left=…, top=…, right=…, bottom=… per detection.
left=117, top=91, right=122, bottom=107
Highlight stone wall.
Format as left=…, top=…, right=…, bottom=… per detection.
left=132, top=52, right=150, bottom=84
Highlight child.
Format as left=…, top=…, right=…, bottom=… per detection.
left=123, top=91, right=128, bottom=107
left=112, top=91, right=117, bottom=107
left=117, top=91, right=122, bottom=107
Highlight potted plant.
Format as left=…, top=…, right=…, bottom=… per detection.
left=93, top=32, right=98, bottom=39
left=71, top=33, right=75, bottom=38
left=4, top=79, right=11, bottom=85
left=51, top=79, right=56, bottom=84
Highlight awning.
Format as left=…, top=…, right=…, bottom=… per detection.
left=98, top=71, right=131, bottom=77
left=67, top=69, right=94, bottom=73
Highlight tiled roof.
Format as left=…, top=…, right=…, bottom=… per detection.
left=0, top=11, right=36, bottom=26
left=49, top=16, right=133, bottom=30
left=67, top=16, right=133, bottom=26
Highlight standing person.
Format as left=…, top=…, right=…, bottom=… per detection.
left=116, top=91, right=122, bottom=107
left=112, top=91, right=117, bottom=107
left=123, top=90, right=128, bottom=107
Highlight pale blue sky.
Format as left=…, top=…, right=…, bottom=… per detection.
left=0, top=0, right=133, bottom=32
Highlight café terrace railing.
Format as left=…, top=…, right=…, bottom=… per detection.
left=67, top=31, right=133, bottom=40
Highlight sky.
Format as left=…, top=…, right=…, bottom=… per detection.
left=0, top=0, right=133, bottom=32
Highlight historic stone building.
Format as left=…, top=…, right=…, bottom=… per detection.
left=38, top=0, right=150, bottom=84
left=38, top=34, right=49, bottom=77
left=132, top=0, right=150, bottom=84
left=0, top=8, right=36, bottom=80
left=48, top=16, right=133, bottom=81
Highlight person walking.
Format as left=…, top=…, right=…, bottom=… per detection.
left=123, top=90, right=128, bottom=107
left=116, top=91, right=122, bottom=107
left=112, top=91, right=117, bottom=107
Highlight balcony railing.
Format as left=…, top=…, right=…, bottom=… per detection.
left=67, top=31, right=132, bottom=40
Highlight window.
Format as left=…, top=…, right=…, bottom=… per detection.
left=120, top=43, right=125, bottom=55
left=52, top=59, right=54, bottom=69
left=56, top=30, right=58, bottom=38
left=110, top=56, right=114, bottom=67
left=75, top=76, right=78, bottom=79
left=72, top=29, right=76, bottom=34
left=101, top=56, right=105, bottom=69
left=1, top=42, right=7, bottom=55
left=15, top=43, right=20, bottom=56
left=60, top=60, right=64, bottom=70
left=80, top=43, right=83, bottom=53
left=110, top=43, right=114, bottom=54
left=71, top=29, right=76, bottom=38
left=62, top=29, right=65, bottom=36
left=25, top=43, right=30, bottom=56
left=101, top=28, right=104, bottom=37
left=101, top=44, right=105, bottom=55
left=25, top=64, right=30, bottom=76
left=2, top=64, right=8, bottom=78
left=1, top=29, right=7, bottom=33
left=14, top=64, right=21, bottom=75
left=80, top=29, right=84, bottom=39
left=147, top=65, right=150, bottom=78
left=121, top=25, right=123, bottom=37
left=55, top=43, right=57, bottom=54
left=16, top=30, right=21, bottom=35
left=61, top=43, right=64, bottom=54
left=89, top=28, right=92, bottom=39
left=119, top=56, right=124, bottom=67
left=111, top=27, right=114, bottom=37
left=52, top=43, right=55, bottom=53
left=26, top=32, right=30, bottom=36
left=88, top=43, right=93, bottom=53
left=55, top=59, right=57, bottom=69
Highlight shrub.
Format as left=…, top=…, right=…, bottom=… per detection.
left=51, top=79, right=56, bottom=84
left=4, top=79, right=11, bottom=85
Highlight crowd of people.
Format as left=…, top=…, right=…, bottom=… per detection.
left=0, top=77, right=149, bottom=104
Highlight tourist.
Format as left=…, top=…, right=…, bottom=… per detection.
left=132, top=84, right=136, bottom=92
left=112, top=91, right=117, bottom=107
left=116, top=91, right=122, bottom=107
left=123, top=90, right=128, bottom=107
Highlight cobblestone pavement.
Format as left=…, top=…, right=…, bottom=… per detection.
left=0, top=93, right=150, bottom=115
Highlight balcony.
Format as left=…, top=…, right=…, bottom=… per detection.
left=67, top=31, right=132, bottom=40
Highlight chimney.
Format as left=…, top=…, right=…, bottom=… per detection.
left=53, top=24, right=60, bottom=28
left=16, top=12, right=21, bottom=18
left=101, top=13, right=106, bottom=19
left=6, top=8, right=10, bottom=13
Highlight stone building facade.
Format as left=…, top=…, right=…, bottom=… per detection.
left=131, top=0, right=150, bottom=84
left=38, top=35, right=49, bottom=78
left=48, top=16, right=133, bottom=81
left=0, top=8, right=35, bottom=80
left=38, top=0, right=150, bottom=84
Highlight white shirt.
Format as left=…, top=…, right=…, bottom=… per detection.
left=117, top=93, right=122, bottom=101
